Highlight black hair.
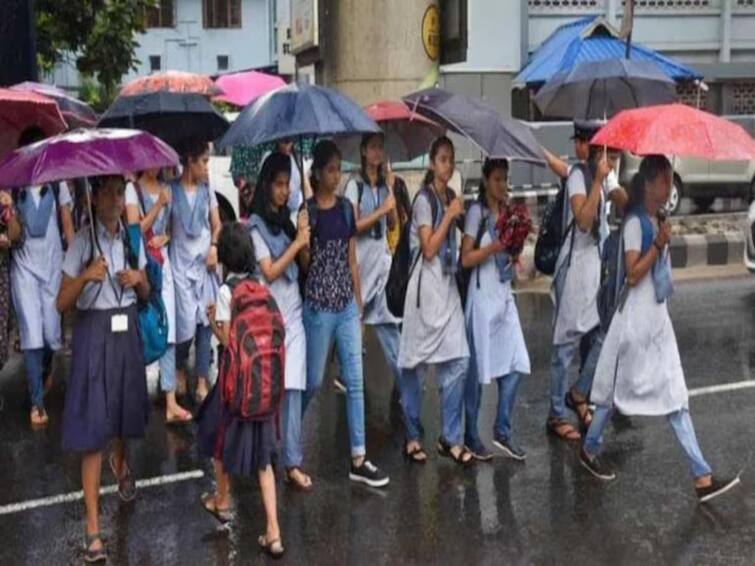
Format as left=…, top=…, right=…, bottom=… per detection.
left=17, top=127, right=45, bottom=148
left=359, top=132, right=386, bottom=186
left=176, top=138, right=209, bottom=167
left=217, top=222, right=256, bottom=274
left=251, top=151, right=296, bottom=239
left=478, top=157, right=509, bottom=204
left=628, top=154, right=672, bottom=210
left=422, top=136, right=455, bottom=187
left=309, top=139, right=342, bottom=193
left=90, top=175, right=125, bottom=196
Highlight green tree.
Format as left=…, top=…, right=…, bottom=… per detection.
left=36, top=0, right=156, bottom=104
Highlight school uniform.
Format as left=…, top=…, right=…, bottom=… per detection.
left=11, top=182, right=71, bottom=410
left=463, top=202, right=530, bottom=450
left=397, top=188, right=469, bottom=447
left=248, top=214, right=307, bottom=469
left=344, top=177, right=401, bottom=384
left=584, top=213, right=712, bottom=478
left=196, top=272, right=277, bottom=475
left=61, top=221, right=148, bottom=452
left=169, top=180, right=220, bottom=380
left=125, top=183, right=177, bottom=392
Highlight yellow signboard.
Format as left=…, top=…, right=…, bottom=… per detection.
left=422, top=5, right=441, bottom=61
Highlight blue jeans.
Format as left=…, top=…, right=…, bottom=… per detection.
left=303, top=299, right=366, bottom=459
left=398, top=358, right=468, bottom=447
left=23, top=347, right=54, bottom=410
left=550, top=327, right=603, bottom=419
left=282, top=389, right=304, bottom=468
left=585, top=406, right=713, bottom=479
left=159, top=344, right=176, bottom=392
left=464, top=368, right=525, bottom=449
left=371, top=323, right=401, bottom=383
left=176, top=324, right=212, bottom=381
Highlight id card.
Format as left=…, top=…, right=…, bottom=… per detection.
left=111, top=314, right=128, bottom=333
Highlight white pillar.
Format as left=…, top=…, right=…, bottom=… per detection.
left=720, top=0, right=732, bottom=63
left=606, top=0, right=621, bottom=28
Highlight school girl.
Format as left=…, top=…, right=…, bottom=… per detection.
left=57, top=175, right=149, bottom=563
left=343, top=133, right=401, bottom=387
left=300, top=140, right=389, bottom=487
left=198, top=222, right=283, bottom=558
left=0, top=190, right=20, bottom=373
left=10, top=128, right=75, bottom=427
left=461, top=158, right=531, bottom=462
left=580, top=155, right=740, bottom=503
left=397, top=136, right=473, bottom=466
left=170, top=140, right=222, bottom=403
left=548, top=146, right=625, bottom=441
left=125, top=169, right=191, bottom=424
left=247, top=152, right=312, bottom=490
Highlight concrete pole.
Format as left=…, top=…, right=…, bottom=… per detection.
left=606, top=0, right=620, bottom=28
left=720, top=0, right=732, bottom=63
left=317, top=0, right=440, bottom=105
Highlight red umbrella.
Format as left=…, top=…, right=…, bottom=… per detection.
left=214, top=70, right=286, bottom=108
left=591, top=103, right=755, bottom=160
left=0, top=88, right=67, bottom=161
left=121, top=71, right=223, bottom=97
left=11, top=82, right=98, bottom=128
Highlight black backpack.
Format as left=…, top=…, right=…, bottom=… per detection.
left=456, top=202, right=488, bottom=309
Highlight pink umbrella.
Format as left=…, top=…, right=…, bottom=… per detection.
left=214, top=70, right=286, bottom=108
left=0, top=88, right=67, bottom=161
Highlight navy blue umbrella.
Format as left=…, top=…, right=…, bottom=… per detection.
left=216, top=83, right=379, bottom=151
left=403, top=88, right=545, bottom=164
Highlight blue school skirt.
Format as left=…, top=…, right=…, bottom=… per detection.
left=196, top=380, right=276, bottom=477
left=62, top=305, right=149, bottom=452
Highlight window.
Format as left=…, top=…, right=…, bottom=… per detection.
left=203, top=0, right=242, bottom=29
left=149, top=55, right=161, bottom=72
left=145, top=0, right=175, bottom=28
left=217, top=55, right=229, bottom=71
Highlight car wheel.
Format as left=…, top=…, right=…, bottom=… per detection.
left=693, top=197, right=715, bottom=212
left=667, top=177, right=682, bottom=215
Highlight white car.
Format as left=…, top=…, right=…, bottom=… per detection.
left=209, top=155, right=240, bottom=222
left=746, top=200, right=755, bottom=274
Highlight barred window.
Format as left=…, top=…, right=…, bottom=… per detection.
left=145, top=0, right=175, bottom=28
left=528, top=0, right=601, bottom=12
left=676, top=81, right=709, bottom=109
left=203, top=0, right=242, bottom=29
left=731, top=81, right=755, bottom=115
left=626, top=0, right=714, bottom=9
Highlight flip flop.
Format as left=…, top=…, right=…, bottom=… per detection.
left=284, top=467, right=313, bottom=491
left=200, top=493, right=233, bottom=524
left=165, top=408, right=193, bottom=425
left=258, top=534, right=284, bottom=559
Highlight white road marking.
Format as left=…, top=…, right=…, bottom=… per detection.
left=0, top=469, right=204, bottom=516
left=689, top=379, right=755, bottom=397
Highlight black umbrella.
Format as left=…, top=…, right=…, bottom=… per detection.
left=98, top=92, right=229, bottom=148
left=533, top=58, right=677, bottom=120
left=402, top=88, right=545, bottom=164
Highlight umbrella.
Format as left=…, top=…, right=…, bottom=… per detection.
left=403, top=88, right=545, bottom=164
left=98, top=92, right=230, bottom=148
left=336, top=100, right=445, bottom=163
left=214, top=70, right=286, bottom=108
left=0, top=88, right=67, bottom=161
left=216, top=83, right=379, bottom=151
left=0, top=128, right=179, bottom=189
left=590, top=104, right=755, bottom=161
left=533, top=59, right=677, bottom=120
left=11, top=81, right=98, bottom=128
left=120, top=71, right=222, bottom=97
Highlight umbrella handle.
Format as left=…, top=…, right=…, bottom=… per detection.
left=86, top=180, right=103, bottom=260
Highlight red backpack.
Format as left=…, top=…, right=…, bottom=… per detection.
left=220, top=277, right=285, bottom=421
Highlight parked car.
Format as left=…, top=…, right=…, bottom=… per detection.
left=745, top=200, right=755, bottom=274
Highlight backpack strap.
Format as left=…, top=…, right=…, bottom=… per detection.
left=357, top=180, right=365, bottom=208
left=472, top=204, right=488, bottom=291
left=339, top=196, right=356, bottom=234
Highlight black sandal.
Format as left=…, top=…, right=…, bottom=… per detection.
left=436, top=437, right=474, bottom=466
left=83, top=532, right=107, bottom=563
left=402, top=442, right=428, bottom=464
left=200, top=493, right=233, bottom=524
left=109, top=452, right=136, bottom=502
left=258, top=534, right=285, bottom=559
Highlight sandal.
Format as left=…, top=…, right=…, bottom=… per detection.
left=285, top=467, right=313, bottom=491
left=436, top=437, right=474, bottom=466
left=109, top=452, right=136, bottom=502
left=201, top=493, right=233, bottom=524
left=165, top=408, right=193, bottom=425
left=30, top=407, right=49, bottom=428
left=402, top=442, right=428, bottom=464
left=83, top=532, right=107, bottom=563
left=565, top=390, right=593, bottom=429
left=547, top=418, right=581, bottom=442
left=258, top=534, right=284, bottom=559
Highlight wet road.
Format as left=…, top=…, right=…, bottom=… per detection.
left=1, top=276, right=754, bottom=565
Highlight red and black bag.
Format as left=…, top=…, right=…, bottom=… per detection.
left=220, top=277, right=285, bottom=422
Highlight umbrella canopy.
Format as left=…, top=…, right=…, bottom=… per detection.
left=11, top=81, right=98, bottom=128
left=120, top=71, right=222, bottom=97
left=534, top=59, right=677, bottom=119
left=0, top=128, right=179, bottom=189
left=337, top=100, right=445, bottom=163
left=217, top=83, right=379, bottom=151
left=0, top=88, right=67, bottom=161
left=98, top=92, right=230, bottom=148
left=214, top=70, right=286, bottom=108
left=590, top=104, right=755, bottom=161
left=403, top=88, right=545, bottom=164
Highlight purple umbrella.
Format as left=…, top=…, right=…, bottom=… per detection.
left=0, top=128, right=179, bottom=189
left=11, top=82, right=98, bottom=128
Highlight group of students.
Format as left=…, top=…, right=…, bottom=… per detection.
left=4, top=119, right=742, bottom=563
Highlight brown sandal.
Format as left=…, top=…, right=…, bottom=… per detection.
left=565, top=390, right=593, bottom=429
left=547, top=418, right=581, bottom=441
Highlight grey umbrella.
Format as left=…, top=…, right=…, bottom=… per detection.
left=534, top=58, right=677, bottom=120
left=402, top=88, right=545, bottom=164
